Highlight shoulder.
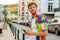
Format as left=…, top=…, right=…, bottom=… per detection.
left=36, top=14, right=43, bottom=19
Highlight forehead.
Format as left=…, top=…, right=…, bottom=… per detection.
left=29, top=4, right=37, bottom=8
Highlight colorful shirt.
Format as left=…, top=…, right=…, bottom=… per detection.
left=30, top=14, right=48, bottom=40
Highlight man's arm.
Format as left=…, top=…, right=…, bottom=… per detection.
left=31, top=29, right=48, bottom=36
left=26, top=29, right=48, bottom=36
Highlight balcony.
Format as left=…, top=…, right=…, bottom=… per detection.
left=48, top=0, right=53, bottom=3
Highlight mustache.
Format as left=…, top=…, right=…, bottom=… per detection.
left=31, top=10, right=35, bottom=11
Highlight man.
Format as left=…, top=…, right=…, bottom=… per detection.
left=25, top=2, right=48, bottom=40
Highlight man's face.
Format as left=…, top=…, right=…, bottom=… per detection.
left=28, top=4, right=37, bottom=15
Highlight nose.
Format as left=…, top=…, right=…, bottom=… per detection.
left=31, top=7, right=34, bottom=9
left=31, top=7, right=34, bottom=11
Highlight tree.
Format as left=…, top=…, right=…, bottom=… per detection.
left=2, top=9, right=7, bottom=30
left=3, top=9, right=7, bottom=22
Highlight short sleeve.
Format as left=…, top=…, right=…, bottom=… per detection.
left=41, top=23, right=48, bottom=30
left=41, top=16, right=48, bottom=30
left=44, top=23, right=48, bottom=30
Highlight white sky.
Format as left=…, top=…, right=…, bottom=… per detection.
left=0, top=0, right=18, bottom=5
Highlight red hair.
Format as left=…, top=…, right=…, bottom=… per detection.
left=28, top=2, right=37, bottom=8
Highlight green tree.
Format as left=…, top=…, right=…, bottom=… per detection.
left=2, top=9, right=8, bottom=30
left=3, top=9, right=7, bottom=22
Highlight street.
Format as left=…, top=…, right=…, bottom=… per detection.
left=46, top=33, right=60, bottom=40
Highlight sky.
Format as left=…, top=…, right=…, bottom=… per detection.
left=0, top=0, right=18, bottom=5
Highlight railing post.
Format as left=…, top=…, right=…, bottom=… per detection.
left=13, top=26, right=14, bottom=36
left=15, top=27, right=16, bottom=39
left=9, top=23, right=11, bottom=29
left=23, top=34, right=25, bottom=40
left=0, top=29, right=2, bottom=34
left=17, top=29, right=19, bottom=40
left=11, top=24, right=13, bottom=33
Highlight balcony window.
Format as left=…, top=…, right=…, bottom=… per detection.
left=48, top=3, right=53, bottom=12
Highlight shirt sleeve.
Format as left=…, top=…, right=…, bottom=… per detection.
left=41, top=16, right=48, bottom=30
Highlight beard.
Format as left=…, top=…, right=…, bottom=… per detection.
left=31, top=11, right=36, bottom=15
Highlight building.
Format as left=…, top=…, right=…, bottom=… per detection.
left=0, top=4, right=4, bottom=21
left=54, top=0, right=60, bottom=18
left=37, top=0, right=59, bottom=19
left=54, top=8, right=60, bottom=18
left=59, top=0, right=60, bottom=7
left=0, top=4, right=4, bottom=34
left=18, top=0, right=59, bottom=23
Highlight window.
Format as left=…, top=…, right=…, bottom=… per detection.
left=53, top=20, right=58, bottom=23
left=51, top=19, right=58, bottom=23
left=26, top=12, right=28, bottom=14
left=48, top=3, right=53, bottom=12
left=22, top=2, right=24, bottom=6
left=22, top=17, right=24, bottom=21
left=22, top=12, right=24, bottom=16
left=26, top=15, right=29, bottom=20
left=22, top=7, right=24, bottom=11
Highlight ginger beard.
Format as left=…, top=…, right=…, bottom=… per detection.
left=28, top=4, right=37, bottom=16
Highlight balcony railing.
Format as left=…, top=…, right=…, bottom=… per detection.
left=9, top=22, right=30, bottom=40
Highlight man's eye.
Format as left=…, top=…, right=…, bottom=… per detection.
left=29, top=7, right=32, bottom=9
left=33, top=7, right=35, bottom=8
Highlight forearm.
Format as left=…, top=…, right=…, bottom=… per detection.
left=30, top=30, right=48, bottom=36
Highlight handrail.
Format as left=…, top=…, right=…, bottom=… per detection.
left=8, top=22, right=29, bottom=40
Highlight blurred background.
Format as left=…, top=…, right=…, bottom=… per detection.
left=0, top=0, right=60, bottom=40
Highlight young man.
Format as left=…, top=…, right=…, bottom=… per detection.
left=25, top=2, right=48, bottom=40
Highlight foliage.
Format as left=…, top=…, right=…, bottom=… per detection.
left=6, top=17, right=17, bottom=22
left=3, top=4, right=18, bottom=22
left=4, top=4, right=18, bottom=15
left=3, top=9, right=7, bottom=16
left=2, top=9, right=7, bottom=22
left=6, top=18, right=12, bottom=22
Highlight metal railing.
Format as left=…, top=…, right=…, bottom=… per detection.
left=8, top=23, right=26, bottom=40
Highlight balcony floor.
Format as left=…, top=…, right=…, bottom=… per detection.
left=0, top=24, right=15, bottom=40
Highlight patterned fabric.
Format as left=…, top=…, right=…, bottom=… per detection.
left=35, top=14, right=48, bottom=40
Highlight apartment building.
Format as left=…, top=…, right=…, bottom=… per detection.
left=53, top=0, right=60, bottom=18
left=18, top=0, right=59, bottom=23
left=0, top=4, right=4, bottom=21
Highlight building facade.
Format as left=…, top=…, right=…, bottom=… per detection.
left=54, top=8, right=60, bottom=18
left=18, top=0, right=59, bottom=23
left=59, top=0, right=60, bottom=7
left=0, top=4, right=4, bottom=21
left=54, top=0, right=60, bottom=18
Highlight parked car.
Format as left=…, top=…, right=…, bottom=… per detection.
left=48, top=18, right=60, bottom=35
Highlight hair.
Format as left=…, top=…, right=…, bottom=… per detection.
left=28, top=2, right=37, bottom=8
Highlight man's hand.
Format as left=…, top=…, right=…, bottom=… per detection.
left=25, top=29, right=32, bottom=35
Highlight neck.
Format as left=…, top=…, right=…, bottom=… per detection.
left=32, top=13, right=37, bottom=18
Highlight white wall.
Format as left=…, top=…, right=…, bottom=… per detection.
left=41, top=0, right=48, bottom=13
left=0, top=4, right=4, bottom=12
left=53, top=0, right=59, bottom=8
left=40, top=0, right=59, bottom=14
left=55, top=12, right=60, bottom=16
left=0, top=4, right=4, bottom=20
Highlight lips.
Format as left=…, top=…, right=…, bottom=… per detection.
left=31, top=10, right=35, bottom=13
